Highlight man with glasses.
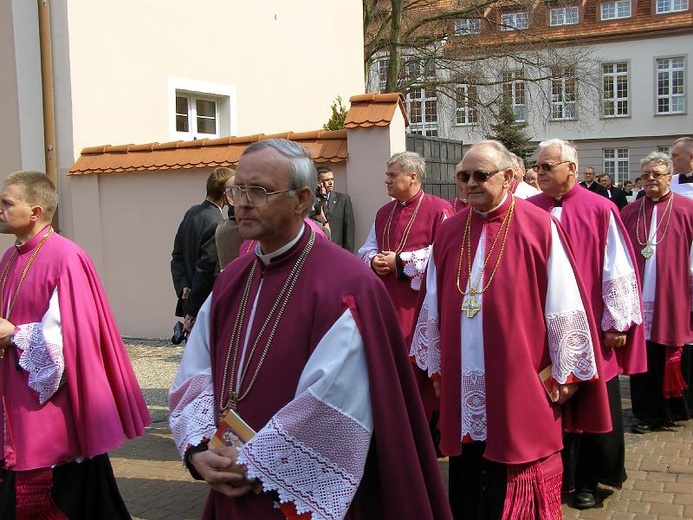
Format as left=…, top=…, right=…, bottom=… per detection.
left=411, top=140, right=610, bottom=520
left=621, top=152, right=693, bottom=435
left=171, top=167, right=233, bottom=336
left=358, top=151, right=452, bottom=421
left=580, top=167, right=609, bottom=198
left=528, top=138, right=646, bottom=510
left=169, top=139, right=452, bottom=520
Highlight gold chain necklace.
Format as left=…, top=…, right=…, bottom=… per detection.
left=636, top=195, right=673, bottom=259
left=382, top=192, right=424, bottom=253
left=219, top=231, right=315, bottom=416
left=0, top=227, right=54, bottom=320
left=456, top=198, right=515, bottom=318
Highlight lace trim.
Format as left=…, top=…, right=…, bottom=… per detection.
left=461, top=370, right=487, bottom=441
left=546, top=310, right=597, bottom=383
left=15, top=323, right=64, bottom=405
left=602, top=271, right=643, bottom=331
left=361, top=250, right=377, bottom=268
left=400, top=246, right=431, bottom=291
left=169, top=373, right=216, bottom=457
left=238, top=392, right=370, bottom=520
left=410, top=299, right=440, bottom=376
left=643, top=300, right=654, bottom=339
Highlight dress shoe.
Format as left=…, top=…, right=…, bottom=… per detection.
left=574, top=488, right=597, bottom=509
left=631, top=422, right=653, bottom=434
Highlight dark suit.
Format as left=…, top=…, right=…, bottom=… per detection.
left=579, top=181, right=609, bottom=198
left=171, top=199, right=224, bottom=317
left=604, top=186, right=629, bottom=210
left=324, top=191, right=355, bottom=252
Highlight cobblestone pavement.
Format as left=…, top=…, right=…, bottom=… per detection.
left=113, top=339, right=693, bottom=520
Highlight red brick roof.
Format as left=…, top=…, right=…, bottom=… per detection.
left=69, top=130, right=348, bottom=176
left=69, top=93, right=409, bottom=176
left=344, top=92, right=409, bottom=128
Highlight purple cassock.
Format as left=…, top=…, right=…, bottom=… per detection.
left=0, top=226, right=151, bottom=471
left=170, top=224, right=452, bottom=520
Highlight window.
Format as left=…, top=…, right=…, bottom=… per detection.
left=501, top=12, right=529, bottom=31
left=376, top=59, right=389, bottom=92
left=656, top=145, right=671, bottom=154
left=656, top=57, right=685, bottom=114
left=550, top=7, right=580, bottom=26
left=407, top=86, right=438, bottom=136
left=656, top=0, right=688, bottom=13
left=169, top=77, right=236, bottom=141
left=603, top=148, right=629, bottom=185
left=454, top=18, right=482, bottom=35
left=600, top=0, right=631, bottom=20
left=602, top=62, right=629, bottom=117
left=502, top=70, right=526, bottom=121
left=551, top=66, right=577, bottom=120
left=455, top=83, right=478, bottom=125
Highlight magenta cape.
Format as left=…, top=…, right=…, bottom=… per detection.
left=373, top=191, right=452, bottom=346
left=431, top=197, right=611, bottom=464
left=621, top=191, right=693, bottom=346
left=0, top=230, right=150, bottom=471
left=529, top=185, right=647, bottom=380
left=205, top=226, right=451, bottom=519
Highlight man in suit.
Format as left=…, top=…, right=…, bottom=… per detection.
left=171, top=167, right=233, bottom=334
left=598, top=174, right=629, bottom=210
left=580, top=167, right=609, bottom=198
left=316, top=166, right=355, bottom=252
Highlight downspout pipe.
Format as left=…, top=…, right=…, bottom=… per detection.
left=37, top=0, right=59, bottom=229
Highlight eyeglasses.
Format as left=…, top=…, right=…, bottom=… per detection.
left=532, top=161, right=571, bottom=172
left=456, top=168, right=503, bottom=183
left=640, top=171, right=670, bottom=181
left=225, top=185, right=295, bottom=207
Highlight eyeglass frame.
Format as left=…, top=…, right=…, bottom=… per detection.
left=456, top=168, right=505, bottom=184
left=225, top=185, right=296, bottom=207
left=531, top=160, right=571, bottom=173
left=639, top=170, right=671, bottom=181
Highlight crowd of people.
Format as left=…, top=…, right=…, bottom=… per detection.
left=0, top=136, right=688, bottom=519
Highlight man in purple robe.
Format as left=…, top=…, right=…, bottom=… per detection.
left=358, top=151, right=452, bottom=418
left=621, top=151, right=693, bottom=434
left=411, top=140, right=611, bottom=520
left=0, top=171, right=151, bottom=519
left=528, top=138, right=647, bottom=510
left=169, top=139, right=451, bottom=520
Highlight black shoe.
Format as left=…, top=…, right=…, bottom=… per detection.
left=631, top=422, right=653, bottom=434
left=573, top=488, right=597, bottom=509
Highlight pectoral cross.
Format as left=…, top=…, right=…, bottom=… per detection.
left=461, top=292, right=481, bottom=318
left=641, top=242, right=654, bottom=259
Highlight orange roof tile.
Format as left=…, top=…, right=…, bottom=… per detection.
left=69, top=130, right=348, bottom=176
left=344, top=92, right=409, bottom=129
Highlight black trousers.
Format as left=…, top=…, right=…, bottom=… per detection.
left=562, top=376, right=626, bottom=492
left=0, top=454, right=130, bottom=520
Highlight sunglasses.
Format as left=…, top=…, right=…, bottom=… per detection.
left=456, top=168, right=503, bottom=183
left=531, top=161, right=571, bottom=172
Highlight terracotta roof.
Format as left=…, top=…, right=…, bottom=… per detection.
left=344, top=92, right=409, bottom=128
left=69, top=130, right=348, bottom=176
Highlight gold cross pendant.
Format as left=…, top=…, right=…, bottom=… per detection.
left=461, top=293, right=481, bottom=318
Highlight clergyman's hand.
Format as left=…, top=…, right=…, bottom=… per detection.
left=371, top=253, right=391, bottom=277
left=604, top=331, right=627, bottom=349
left=550, top=383, right=578, bottom=405
left=190, top=445, right=255, bottom=498
left=0, top=317, right=15, bottom=356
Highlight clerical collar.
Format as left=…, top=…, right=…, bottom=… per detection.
left=397, top=189, right=423, bottom=206
left=473, top=193, right=508, bottom=218
left=15, top=225, right=52, bottom=251
left=647, top=189, right=671, bottom=203
left=256, top=226, right=304, bottom=265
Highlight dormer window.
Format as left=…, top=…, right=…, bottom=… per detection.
left=600, top=0, right=632, bottom=20
left=550, top=6, right=580, bottom=25
left=656, top=0, right=688, bottom=13
left=453, top=18, right=482, bottom=35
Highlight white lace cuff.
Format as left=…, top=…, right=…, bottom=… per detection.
left=400, top=246, right=431, bottom=291
left=239, top=392, right=370, bottom=520
left=15, top=322, right=65, bottom=405
left=546, top=310, right=597, bottom=383
left=602, top=271, right=643, bottom=332
left=410, top=298, right=441, bottom=376
left=169, top=372, right=217, bottom=456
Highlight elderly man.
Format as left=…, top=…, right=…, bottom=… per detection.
left=528, top=139, right=646, bottom=510
left=621, top=152, right=693, bottom=433
left=411, top=140, right=610, bottom=520
left=0, top=171, right=150, bottom=518
left=169, top=139, right=451, bottom=520
left=580, top=167, right=609, bottom=197
left=508, top=152, right=540, bottom=199
left=358, top=151, right=452, bottom=417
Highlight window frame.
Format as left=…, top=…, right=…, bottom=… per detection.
left=500, top=11, right=529, bottom=31
left=602, top=61, right=630, bottom=118
left=655, top=0, right=688, bottom=13
left=655, top=56, right=686, bottom=115
left=168, top=77, right=236, bottom=141
left=550, top=66, right=577, bottom=121
left=453, top=18, right=482, bottom=35
left=502, top=70, right=526, bottom=122
left=454, top=82, right=478, bottom=126
left=600, top=0, right=632, bottom=20
left=549, top=6, right=580, bottom=26
left=603, top=148, right=630, bottom=185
